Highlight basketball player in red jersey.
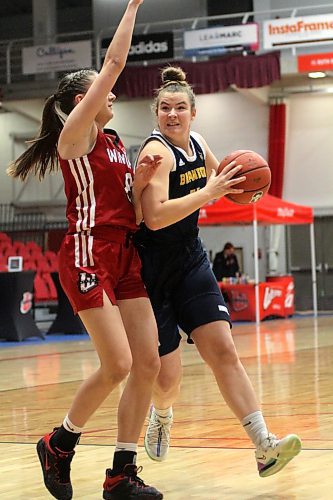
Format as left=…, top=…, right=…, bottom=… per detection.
left=7, top=1, right=163, bottom=499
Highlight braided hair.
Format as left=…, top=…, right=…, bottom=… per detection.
left=7, top=69, right=96, bottom=180
left=152, top=66, right=196, bottom=114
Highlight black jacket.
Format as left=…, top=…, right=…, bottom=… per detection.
left=212, top=251, right=239, bottom=281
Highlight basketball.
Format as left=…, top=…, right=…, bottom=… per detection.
left=218, top=150, right=271, bottom=204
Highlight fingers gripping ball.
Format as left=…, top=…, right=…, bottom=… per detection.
left=219, top=150, right=271, bottom=204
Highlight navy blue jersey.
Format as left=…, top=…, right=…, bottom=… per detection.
left=138, top=129, right=207, bottom=242
left=135, top=129, right=207, bottom=300
left=134, top=129, right=231, bottom=354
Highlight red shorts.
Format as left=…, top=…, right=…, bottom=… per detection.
left=58, top=228, right=147, bottom=314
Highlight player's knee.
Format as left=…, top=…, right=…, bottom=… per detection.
left=133, top=353, right=161, bottom=380
left=156, top=370, right=181, bottom=395
left=205, top=341, right=239, bottom=368
left=101, top=357, right=132, bottom=386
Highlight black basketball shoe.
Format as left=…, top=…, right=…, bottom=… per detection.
left=36, top=429, right=75, bottom=500
left=103, top=464, right=163, bottom=499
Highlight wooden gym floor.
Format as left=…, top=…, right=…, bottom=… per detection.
left=1, top=315, right=333, bottom=499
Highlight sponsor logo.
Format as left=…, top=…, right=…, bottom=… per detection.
left=78, top=272, right=98, bottom=294
left=277, top=207, right=295, bottom=217
left=251, top=191, right=264, bottom=203
left=129, top=40, right=168, bottom=56
left=102, top=33, right=174, bottom=62
left=231, top=291, right=249, bottom=312
left=263, top=287, right=283, bottom=310
left=20, top=292, right=33, bottom=314
left=285, top=282, right=294, bottom=308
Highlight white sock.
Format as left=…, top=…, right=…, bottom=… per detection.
left=115, top=441, right=138, bottom=454
left=154, top=406, right=173, bottom=419
left=242, top=411, right=268, bottom=447
left=63, top=415, right=84, bottom=434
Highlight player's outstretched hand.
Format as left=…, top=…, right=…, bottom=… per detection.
left=134, top=154, right=163, bottom=189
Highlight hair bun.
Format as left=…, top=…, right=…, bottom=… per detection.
left=161, top=66, right=186, bottom=85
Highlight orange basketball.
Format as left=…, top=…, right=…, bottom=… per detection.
left=218, top=150, right=271, bottom=204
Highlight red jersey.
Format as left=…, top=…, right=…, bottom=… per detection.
left=58, top=128, right=136, bottom=268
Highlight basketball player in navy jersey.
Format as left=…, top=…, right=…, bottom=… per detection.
left=7, top=1, right=163, bottom=499
left=134, top=66, right=301, bottom=480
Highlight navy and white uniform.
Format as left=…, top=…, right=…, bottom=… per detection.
left=135, top=130, right=231, bottom=356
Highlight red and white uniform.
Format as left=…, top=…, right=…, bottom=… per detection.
left=58, top=128, right=147, bottom=313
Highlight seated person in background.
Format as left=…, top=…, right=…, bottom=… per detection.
left=213, top=242, right=240, bottom=281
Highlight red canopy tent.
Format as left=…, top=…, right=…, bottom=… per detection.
left=198, top=194, right=316, bottom=322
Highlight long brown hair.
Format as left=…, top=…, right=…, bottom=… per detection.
left=7, top=69, right=96, bottom=181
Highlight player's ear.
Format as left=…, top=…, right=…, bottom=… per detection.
left=74, top=93, right=85, bottom=105
left=191, top=108, right=196, bottom=120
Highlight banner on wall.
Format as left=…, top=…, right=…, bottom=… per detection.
left=183, top=23, right=259, bottom=56
left=101, top=33, right=174, bottom=62
left=263, top=13, right=333, bottom=49
left=22, top=41, right=92, bottom=75
left=297, top=52, right=333, bottom=72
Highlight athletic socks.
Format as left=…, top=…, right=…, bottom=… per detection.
left=113, top=442, right=138, bottom=472
left=242, top=410, right=269, bottom=447
left=50, top=415, right=83, bottom=452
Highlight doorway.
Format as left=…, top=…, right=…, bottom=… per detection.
left=287, top=216, right=333, bottom=310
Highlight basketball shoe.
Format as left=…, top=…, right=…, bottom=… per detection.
left=36, top=429, right=75, bottom=499
left=144, top=406, right=173, bottom=462
left=103, top=464, right=163, bottom=499
left=256, top=433, right=301, bottom=477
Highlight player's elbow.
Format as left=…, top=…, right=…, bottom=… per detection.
left=104, top=56, right=125, bottom=74
left=144, top=214, right=163, bottom=231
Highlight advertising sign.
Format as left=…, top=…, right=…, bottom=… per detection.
left=263, top=13, right=333, bottom=49
left=297, top=52, right=333, bottom=72
left=22, top=40, right=92, bottom=75
left=101, top=33, right=174, bottom=62
left=184, top=23, right=259, bottom=56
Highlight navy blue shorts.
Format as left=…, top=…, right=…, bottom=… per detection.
left=139, top=238, right=231, bottom=357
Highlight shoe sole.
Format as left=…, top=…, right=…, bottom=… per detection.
left=103, top=492, right=163, bottom=500
left=259, top=434, right=302, bottom=478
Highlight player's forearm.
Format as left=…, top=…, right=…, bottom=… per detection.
left=103, top=1, right=140, bottom=71
left=144, top=188, right=211, bottom=230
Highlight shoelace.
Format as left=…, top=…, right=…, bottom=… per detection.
left=124, top=465, right=147, bottom=486
left=147, top=415, right=172, bottom=445
left=260, top=433, right=278, bottom=452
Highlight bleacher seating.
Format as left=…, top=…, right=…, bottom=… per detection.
left=0, top=233, right=59, bottom=303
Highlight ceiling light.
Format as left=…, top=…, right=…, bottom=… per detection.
left=308, top=72, right=327, bottom=79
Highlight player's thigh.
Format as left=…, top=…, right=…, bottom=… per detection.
left=79, top=290, right=132, bottom=369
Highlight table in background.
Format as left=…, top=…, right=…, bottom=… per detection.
left=219, top=276, right=294, bottom=322
left=0, top=271, right=44, bottom=341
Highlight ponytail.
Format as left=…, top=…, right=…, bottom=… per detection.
left=7, top=94, right=62, bottom=181
left=7, top=68, right=96, bottom=181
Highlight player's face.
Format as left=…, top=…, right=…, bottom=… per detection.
left=96, top=91, right=116, bottom=125
left=157, top=92, right=195, bottom=142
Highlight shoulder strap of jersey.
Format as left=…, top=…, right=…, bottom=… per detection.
left=134, top=130, right=177, bottom=172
